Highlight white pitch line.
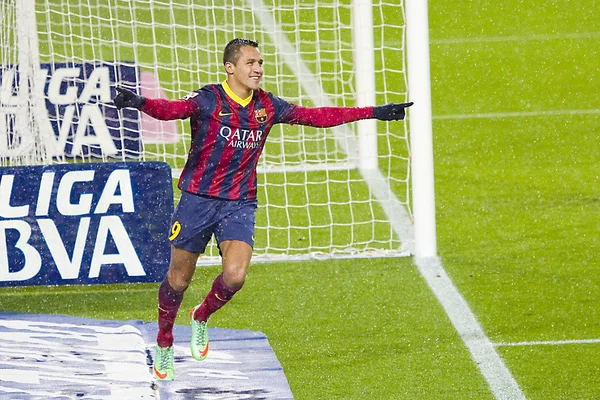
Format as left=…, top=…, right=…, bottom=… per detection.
left=431, top=31, right=600, bottom=45
left=434, top=109, right=600, bottom=120
left=495, top=338, right=600, bottom=347
left=415, top=257, right=526, bottom=400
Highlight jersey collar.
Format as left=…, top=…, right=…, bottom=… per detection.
left=222, top=80, right=253, bottom=107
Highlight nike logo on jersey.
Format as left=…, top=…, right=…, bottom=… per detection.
left=219, top=111, right=233, bottom=116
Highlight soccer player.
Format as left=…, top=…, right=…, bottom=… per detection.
left=113, top=38, right=412, bottom=381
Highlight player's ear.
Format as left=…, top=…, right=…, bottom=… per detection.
left=224, top=61, right=234, bottom=75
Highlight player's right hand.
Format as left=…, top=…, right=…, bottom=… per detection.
left=113, top=87, right=146, bottom=110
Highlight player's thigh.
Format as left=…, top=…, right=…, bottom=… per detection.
left=214, top=199, right=257, bottom=287
left=167, top=245, right=200, bottom=291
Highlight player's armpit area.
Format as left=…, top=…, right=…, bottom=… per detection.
left=285, top=105, right=372, bottom=128
left=141, top=98, right=198, bottom=120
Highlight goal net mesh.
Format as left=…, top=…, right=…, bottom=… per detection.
left=0, top=0, right=412, bottom=262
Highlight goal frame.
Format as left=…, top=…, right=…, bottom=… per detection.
left=405, top=0, right=437, bottom=258
left=354, top=0, right=437, bottom=258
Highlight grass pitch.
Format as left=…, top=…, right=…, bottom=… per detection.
left=2, top=0, right=600, bottom=399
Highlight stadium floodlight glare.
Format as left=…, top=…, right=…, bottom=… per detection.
left=1, top=0, right=436, bottom=262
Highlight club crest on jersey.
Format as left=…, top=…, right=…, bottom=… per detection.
left=254, top=108, right=267, bottom=124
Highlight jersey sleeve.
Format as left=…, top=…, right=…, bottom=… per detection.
left=140, top=91, right=202, bottom=120
left=269, top=94, right=298, bottom=124
left=275, top=100, right=374, bottom=128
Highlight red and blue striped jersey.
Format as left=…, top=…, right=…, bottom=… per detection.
left=141, top=82, right=373, bottom=200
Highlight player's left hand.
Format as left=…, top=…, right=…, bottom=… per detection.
left=372, top=102, right=414, bottom=121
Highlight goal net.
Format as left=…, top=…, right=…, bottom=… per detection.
left=1, top=0, right=414, bottom=263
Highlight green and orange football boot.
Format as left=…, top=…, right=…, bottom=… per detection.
left=189, top=305, right=209, bottom=361
left=153, top=345, right=174, bottom=381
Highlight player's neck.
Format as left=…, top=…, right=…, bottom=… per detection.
left=224, top=79, right=253, bottom=103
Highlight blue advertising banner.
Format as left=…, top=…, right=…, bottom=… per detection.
left=0, top=162, right=173, bottom=287
left=0, top=62, right=141, bottom=158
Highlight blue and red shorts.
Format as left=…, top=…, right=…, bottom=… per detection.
left=169, top=191, right=257, bottom=254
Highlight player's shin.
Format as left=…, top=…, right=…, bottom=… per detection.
left=192, top=273, right=240, bottom=322
left=157, top=278, right=185, bottom=348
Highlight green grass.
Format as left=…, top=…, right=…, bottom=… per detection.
left=2, top=0, right=600, bottom=398
left=429, top=1, right=600, bottom=398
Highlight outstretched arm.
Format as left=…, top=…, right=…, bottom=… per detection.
left=112, top=87, right=198, bottom=120
left=283, top=102, right=413, bottom=128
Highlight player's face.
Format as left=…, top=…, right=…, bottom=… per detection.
left=231, top=46, right=263, bottom=92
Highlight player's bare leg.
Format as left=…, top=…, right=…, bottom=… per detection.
left=219, top=239, right=253, bottom=290
left=154, top=246, right=199, bottom=380
left=167, top=246, right=200, bottom=291
left=190, top=240, right=252, bottom=360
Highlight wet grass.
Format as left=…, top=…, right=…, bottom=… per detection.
left=2, top=0, right=600, bottom=399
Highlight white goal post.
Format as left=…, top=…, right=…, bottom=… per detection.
left=0, top=0, right=436, bottom=262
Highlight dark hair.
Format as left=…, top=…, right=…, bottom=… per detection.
left=223, top=38, right=259, bottom=65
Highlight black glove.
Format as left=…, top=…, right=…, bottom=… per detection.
left=372, top=102, right=414, bottom=121
left=113, top=87, right=146, bottom=110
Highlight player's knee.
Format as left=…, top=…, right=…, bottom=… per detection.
left=222, top=267, right=246, bottom=290
left=167, top=264, right=194, bottom=291
left=167, top=274, right=190, bottom=292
